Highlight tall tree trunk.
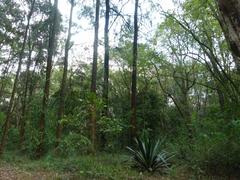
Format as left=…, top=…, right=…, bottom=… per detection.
left=100, top=0, right=110, bottom=149
left=103, top=0, right=110, bottom=116
left=19, top=39, right=35, bottom=148
left=90, top=0, right=100, bottom=152
left=0, top=0, right=35, bottom=155
left=36, top=0, right=58, bottom=158
left=216, top=0, right=240, bottom=71
left=28, top=43, right=43, bottom=99
left=56, top=0, right=74, bottom=147
left=130, top=0, right=139, bottom=140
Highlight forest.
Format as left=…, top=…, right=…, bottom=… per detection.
left=0, top=0, right=240, bottom=179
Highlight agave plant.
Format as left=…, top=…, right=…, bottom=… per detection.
left=126, top=136, right=173, bottom=173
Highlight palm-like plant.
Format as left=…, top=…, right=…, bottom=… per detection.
left=126, top=136, right=173, bottom=172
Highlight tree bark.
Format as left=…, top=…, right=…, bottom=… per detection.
left=130, top=0, right=139, bottom=140
left=100, top=0, right=110, bottom=149
left=216, top=0, right=240, bottom=71
left=103, top=0, right=110, bottom=116
left=36, top=0, right=58, bottom=158
left=56, top=0, right=74, bottom=147
left=19, top=40, right=35, bottom=148
left=90, top=0, right=100, bottom=152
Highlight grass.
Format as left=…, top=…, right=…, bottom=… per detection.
left=0, top=151, right=231, bottom=179
left=0, top=151, right=169, bottom=180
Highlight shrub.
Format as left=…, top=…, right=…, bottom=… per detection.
left=170, top=118, right=240, bottom=177
left=191, top=119, right=240, bottom=176
left=126, top=136, right=173, bottom=173
left=57, top=132, right=91, bottom=156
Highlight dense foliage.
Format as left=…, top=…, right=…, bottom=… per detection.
left=0, top=0, right=240, bottom=178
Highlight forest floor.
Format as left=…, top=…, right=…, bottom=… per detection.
left=0, top=151, right=227, bottom=180
left=0, top=164, right=66, bottom=180
left=0, top=151, right=172, bottom=180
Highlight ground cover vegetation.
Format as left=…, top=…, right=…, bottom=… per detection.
left=0, top=0, right=240, bottom=179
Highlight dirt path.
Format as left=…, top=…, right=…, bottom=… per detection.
left=0, top=165, right=70, bottom=180
left=0, top=165, right=170, bottom=180
left=0, top=165, right=166, bottom=180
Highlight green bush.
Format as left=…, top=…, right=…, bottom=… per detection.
left=58, top=132, right=91, bottom=156
left=126, top=135, right=173, bottom=173
left=7, top=127, right=19, bottom=150
left=98, top=116, right=125, bottom=151
left=170, top=118, right=240, bottom=176
left=193, top=119, right=240, bottom=175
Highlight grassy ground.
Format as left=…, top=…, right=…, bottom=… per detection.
left=0, top=151, right=234, bottom=180
left=0, top=151, right=172, bottom=180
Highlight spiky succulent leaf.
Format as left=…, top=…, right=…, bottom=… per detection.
left=126, top=136, right=173, bottom=172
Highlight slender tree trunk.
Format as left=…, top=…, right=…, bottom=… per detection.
left=56, top=0, right=74, bottom=147
left=90, top=0, right=100, bottom=152
left=203, top=88, right=208, bottom=116
left=100, top=0, right=110, bottom=149
left=36, top=0, right=58, bottom=158
left=28, top=43, right=43, bottom=99
left=19, top=40, right=35, bottom=148
left=0, top=0, right=35, bottom=155
left=216, top=84, right=225, bottom=112
left=130, top=0, right=139, bottom=140
left=103, top=0, right=110, bottom=116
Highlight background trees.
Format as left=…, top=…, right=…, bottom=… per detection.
left=0, top=0, right=239, bottom=176
left=0, top=0, right=36, bottom=154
